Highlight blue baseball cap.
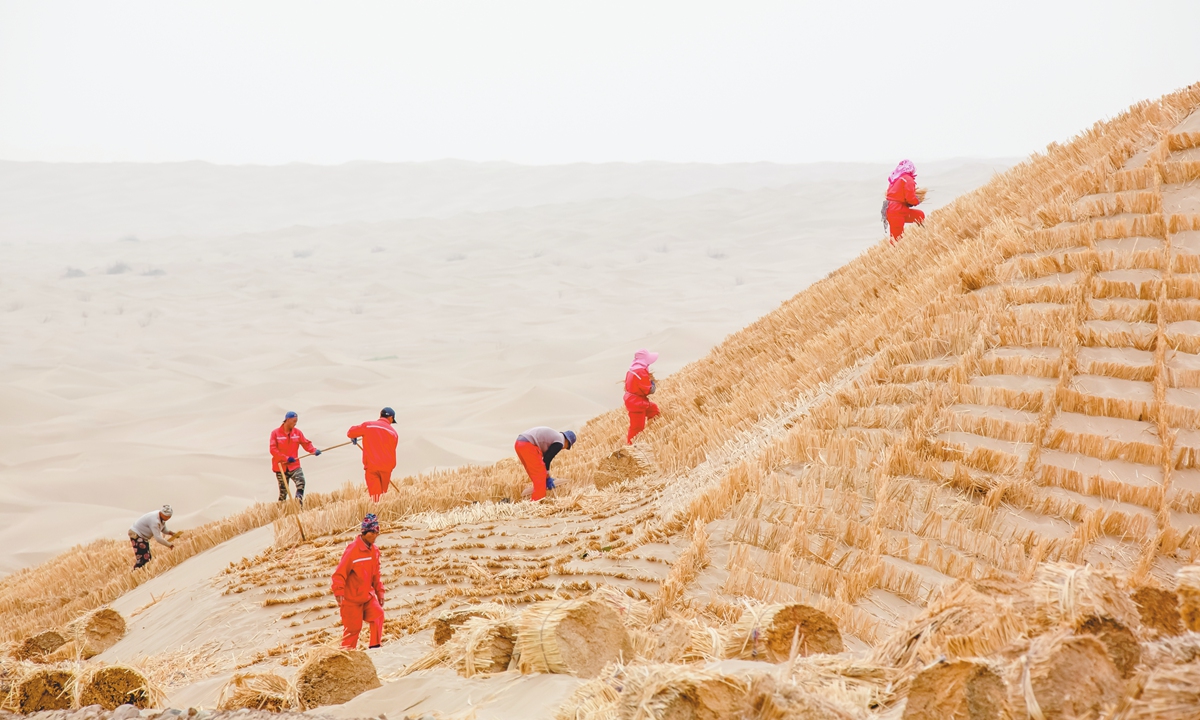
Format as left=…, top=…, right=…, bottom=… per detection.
left=284, top=411, right=298, bottom=420
left=563, top=430, right=577, bottom=448
left=380, top=407, right=396, bottom=423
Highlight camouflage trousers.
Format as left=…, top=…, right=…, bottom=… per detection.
left=276, top=467, right=306, bottom=503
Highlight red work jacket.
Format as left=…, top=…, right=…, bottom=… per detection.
left=886, top=173, right=920, bottom=212
left=347, top=419, right=399, bottom=472
left=270, top=425, right=316, bottom=472
left=331, top=536, right=385, bottom=604
left=623, top=368, right=655, bottom=412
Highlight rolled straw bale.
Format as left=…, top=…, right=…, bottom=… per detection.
left=1131, top=586, right=1183, bottom=637
left=592, top=584, right=652, bottom=628
left=432, top=603, right=508, bottom=646
left=77, top=664, right=157, bottom=710
left=728, top=603, right=843, bottom=662
left=1010, top=633, right=1121, bottom=720
left=615, top=664, right=748, bottom=720
left=871, top=582, right=1026, bottom=667
left=516, top=598, right=632, bottom=678
left=595, top=448, right=652, bottom=489
left=1028, top=563, right=1140, bottom=630
left=901, top=660, right=1007, bottom=720
left=1175, top=565, right=1200, bottom=631
left=67, top=607, right=126, bottom=658
left=296, top=647, right=380, bottom=709
left=14, top=668, right=75, bottom=712
left=1075, top=615, right=1140, bottom=677
left=446, top=616, right=517, bottom=677
left=642, top=619, right=691, bottom=663
left=750, top=673, right=857, bottom=720
left=13, top=631, right=67, bottom=661
left=217, top=672, right=293, bottom=711
left=555, top=672, right=622, bottom=720
left=1127, top=662, right=1200, bottom=720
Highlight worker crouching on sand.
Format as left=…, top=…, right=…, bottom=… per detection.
left=270, top=411, right=320, bottom=505
left=348, top=408, right=399, bottom=502
left=884, top=159, right=925, bottom=243
left=332, top=514, right=386, bottom=649
left=515, top=427, right=576, bottom=502
left=624, top=349, right=660, bottom=444
left=129, top=505, right=178, bottom=570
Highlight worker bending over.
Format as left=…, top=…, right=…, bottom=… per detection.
left=348, top=408, right=399, bottom=502
left=129, top=505, right=178, bottom=570
left=269, top=411, right=320, bottom=505
left=624, top=349, right=660, bottom=444
left=515, top=426, right=576, bottom=501
left=332, top=514, right=386, bottom=649
left=884, top=159, right=925, bottom=243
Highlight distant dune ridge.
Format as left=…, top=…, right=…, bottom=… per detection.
left=5, top=83, right=1200, bottom=719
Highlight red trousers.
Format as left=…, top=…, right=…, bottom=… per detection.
left=887, top=204, right=925, bottom=240
left=340, top=595, right=384, bottom=648
left=364, top=468, right=392, bottom=502
left=626, top=401, right=660, bottom=444
left=515, top=440, right=548, bottom=501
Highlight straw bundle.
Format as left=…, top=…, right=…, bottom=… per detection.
left=1075, top=615, right=1140, bottom=677
left=445, top=616, right=517, bottom=677
left=901, top=660, right=1007, bottom=720
left=517, top=598, right=633, bottom=678
left=1131, top=585, right=1184, bottom=637
left=432, top=603, right=509, bottom=646
left=1127, top=663, right=1200, bottom=720
left=295, top=648, right=380, bottom=709
left=14, top=668, right=74, bottom=712
left=555, top=669, right=623, bottom=720
left=1009, top=632, right=1121, bottom=720
left=67, top=608, right=126, bottom=659
left=728, top=603, right=843, bottom=662
left=595, top=448, right=653, bottom=489
left=1175, top=565, right=1200, bottom=631
left=217, top=672, right=293, bottom=711
left=871, top=582, right=1026, bottom=668
left=77, top=664, right=159, bottom=710
left=1027, top=563, right=1141, bottom=630
left=615, top=664, right=748, bottom=720
left=1140, top=632, right=1200, bottom=667
left=12, top=631, right=66, bottom=662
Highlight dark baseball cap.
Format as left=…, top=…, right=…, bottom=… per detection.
left=380, top=407, right=396, bottom=423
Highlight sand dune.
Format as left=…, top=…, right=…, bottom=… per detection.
left=0, top=160, right=1006, bottom=574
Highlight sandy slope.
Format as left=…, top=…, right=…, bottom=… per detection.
left=0, top=160, right=1007, bottom=574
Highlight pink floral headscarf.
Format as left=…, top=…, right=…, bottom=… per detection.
left=888, top=159, right=916, bottom=184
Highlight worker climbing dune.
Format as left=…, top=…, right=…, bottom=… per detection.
left=883, top=159, right=925, bottom=243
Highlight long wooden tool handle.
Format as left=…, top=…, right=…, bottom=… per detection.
left=297, top=440, right=355, bottom=460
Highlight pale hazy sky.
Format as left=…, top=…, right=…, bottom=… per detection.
left=1, top=1, right=1198, bottom=165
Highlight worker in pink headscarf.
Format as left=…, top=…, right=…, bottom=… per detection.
left=624, top=349, right=660, bottom=444
left=884, top=160, right=924, bottom=243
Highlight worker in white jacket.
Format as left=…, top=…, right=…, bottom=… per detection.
left=129, top=505, right=178, bottom=570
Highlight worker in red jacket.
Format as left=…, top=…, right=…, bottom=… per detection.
left=347, top=408, right=399, bottom=502
left=884, top=159, right=925, bottom=243
left=624, top=349, right=660, bottom=444
left=269, top=411, right=320, bottom=505
left=331, top=513, right=385, bottom=649
left=514, top=427, right=576, bottom=502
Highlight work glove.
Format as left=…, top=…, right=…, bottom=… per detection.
left=351, top=438, right=360, bottom=446
left=546, top=476, right=557, bottom=490
left=286, top=456, right=296, bottom=463
left=313, top=449, right=322, bottom=456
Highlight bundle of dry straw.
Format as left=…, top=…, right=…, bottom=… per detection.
left=517, top=598, right=632, bottom=678
left=217, top=672, right=293, bottom=712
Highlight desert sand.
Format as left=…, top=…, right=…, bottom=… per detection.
left=6, top=86, right=1200, bottom=720
left=0, top=159, right=1005, bottom=573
